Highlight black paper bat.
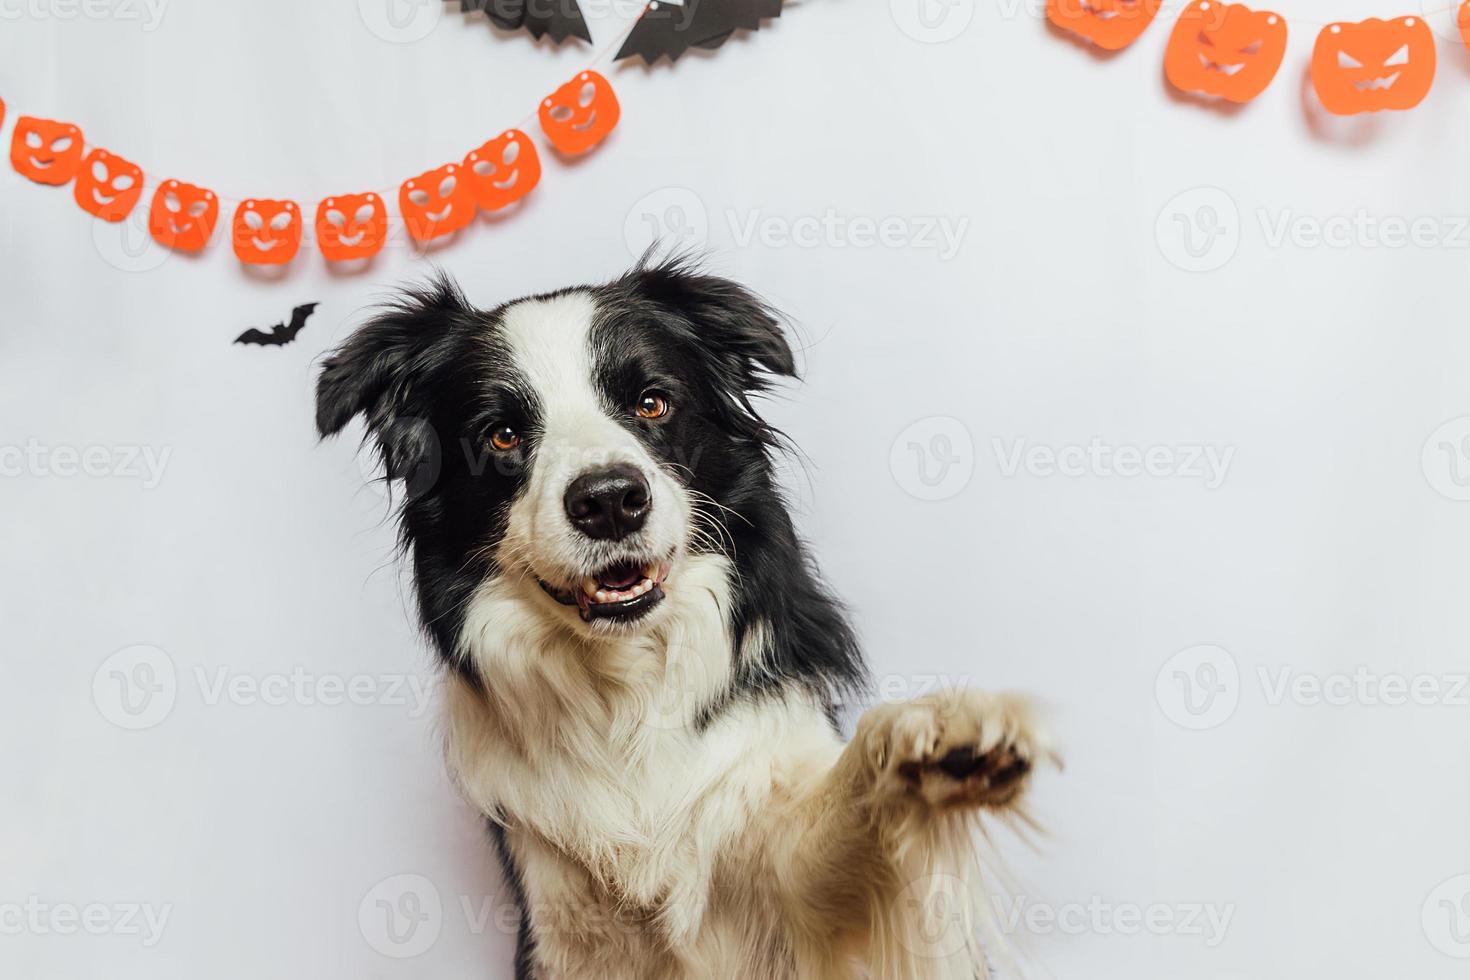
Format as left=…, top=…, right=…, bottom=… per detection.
left=462, top=0, right=591, bottom=44
left=234, top=303, right=318, bottom=347
left=616, top=0, right=784, bottom=63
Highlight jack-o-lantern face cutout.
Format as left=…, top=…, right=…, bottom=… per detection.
left=1046, top=0, right=1162, bottom=50
left=399, top=163, right=476, bottom=242
left=538, top=71, right=620, bottom=155
left=464, top=130, right=541, bottom=212
left=11, top=116, right=85, bottom=185
left=1311, top=17, right=1436, bottom=115
left=1164, top=1, right=1286, bottom=103
left=232, top=199, right=303, bottom=265
left=149, top=180, right=219, bottom=253
left=315, top=192, right=388, bottom=261
left=73, top=148, right=144, bottom=222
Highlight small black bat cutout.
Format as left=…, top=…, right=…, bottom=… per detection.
left=234, top=303, right=318, bottom=348
left=462, top=0, right=591, bottom=44
left=616, top=0, right=784, bottom=63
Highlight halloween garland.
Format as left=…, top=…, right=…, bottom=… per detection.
left=1049, top=0, right=1469, bottom=115
left=2, top=59, right=623, bottom=271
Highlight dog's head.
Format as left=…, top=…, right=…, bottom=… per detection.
left=315, top=258, right=794, bottom=649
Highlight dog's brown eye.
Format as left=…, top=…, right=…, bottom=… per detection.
left=488, top=426, right=520, bottom=451
left=636, top=390, right=670, bottom=420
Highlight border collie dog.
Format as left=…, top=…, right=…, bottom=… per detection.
left=316, top=257, right=1054, bottom=980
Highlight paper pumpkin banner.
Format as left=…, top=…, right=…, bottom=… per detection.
left=150, top=180, right=219, bottom=253
left=11, top=116, right=84, bottom=185
left=1, top=65, right=621, bottom=271
left=616, top=0, right=785, bottom=63
left=1051, top=0, right=1455, bottom=117
left=1047, top=0, right=1163, bottom=50
left=1310, top=17, right=1436, bottom=115
left=538, top=71, right=620, bottom=155
left=316, top=193, right=388, bottom=261
left=1164, top=1, right=1286, bottom=103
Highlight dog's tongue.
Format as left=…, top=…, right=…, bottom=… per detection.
left=597, top=561, right=643, bottom=589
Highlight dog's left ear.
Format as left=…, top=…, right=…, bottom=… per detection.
left=315, top=274, right=473, bottom=479
left=624, top=257, right=797, bottom=392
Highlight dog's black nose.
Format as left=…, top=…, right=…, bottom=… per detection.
left=564, top=465, right=650, bottom=540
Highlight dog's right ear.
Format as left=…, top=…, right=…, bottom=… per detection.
left=314, top=274, right=472, bottom=441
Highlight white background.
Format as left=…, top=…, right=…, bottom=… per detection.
left=3, top=0, right=1470, bottom=976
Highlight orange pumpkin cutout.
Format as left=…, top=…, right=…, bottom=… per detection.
left=149, top=179, right=219, bottom=253
left=539, top=71, right=620, bottom=155
left=399, top=163, right=476, bottom=242
left=315, top=192, right=388, bottom=261
left=1458, top=1, right=1470, bottom=56
left=1164, top=1, right=1285, bottom=103
left=232, top=199, right=303, bottom=265
left=1310, top=17, right=1436, bottom=115
left=464, top=130, right=541, bottom=212
left=1046, top=0, right=1162, bottom=50
left=73, top=148, right=144, bottom=222
left=11, top=116, right=85, bottom=186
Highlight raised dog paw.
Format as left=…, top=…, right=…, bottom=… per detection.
left=857, top=689, right=1057, bottom=810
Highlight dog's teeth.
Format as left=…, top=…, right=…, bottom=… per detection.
left=595, top=589, right=610, bottom=603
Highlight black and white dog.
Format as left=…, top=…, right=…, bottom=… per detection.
left=316, top=257, right=1055, bottom=979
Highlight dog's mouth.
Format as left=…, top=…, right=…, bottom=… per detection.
left=539, top=559, right=669, bottom=624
